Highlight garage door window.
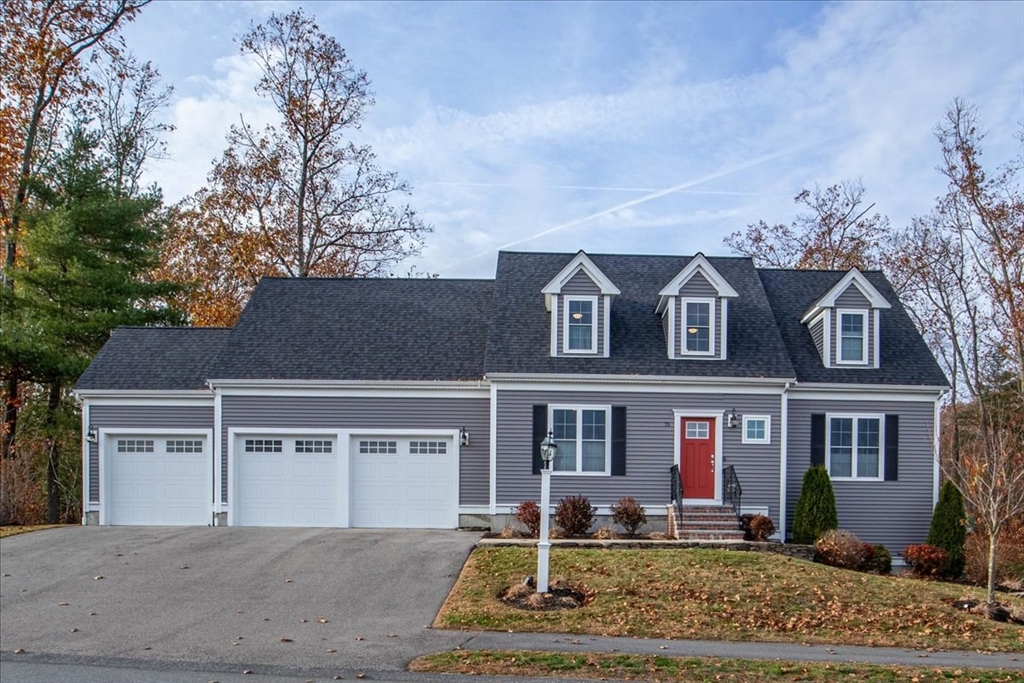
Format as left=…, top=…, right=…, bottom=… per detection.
left=409, top=441, right=447, bottom=455
left=295, top=439, right=332, bottom=453
left=117, top=439, right=154, bottom=453
left=359, top=440, right=397, bottom=454
left=166, top=439, right=203, bottom=453
left=245, top=439, right=283, bottom=452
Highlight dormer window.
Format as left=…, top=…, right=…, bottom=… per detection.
left=838, top=310, right=867, bottom=364
left=683, top=299, right=713, bottom=354
left=565, top=297, right=597, bottom=352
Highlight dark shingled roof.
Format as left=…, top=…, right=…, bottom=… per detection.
left=75, top=252, right=948, bottom=389
left=483, top=252, right=796, bottom=379
left=74, top=327, right=230, bottom=391
left=212, top=277, right=494, bottom=381
left=758, top=269, right=949, bottom=386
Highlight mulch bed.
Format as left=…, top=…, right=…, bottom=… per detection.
left=499, top=579, right=589, bottom=611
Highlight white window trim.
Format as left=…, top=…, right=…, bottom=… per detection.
left=825, top=412, right=884, bottom=481
left=741, top=415, right=771, bottom=445
left=548, top=404, right=612, bottom=476
left=680, top=297, right=716, bottom=357
left=836, top=309, right=869, bottom=366
left=562, top=295, right=599, bottom=354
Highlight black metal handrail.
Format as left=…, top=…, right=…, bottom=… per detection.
left=669, top=464, right=684, bottom=523
left=722, top=464, right=743, bottom=526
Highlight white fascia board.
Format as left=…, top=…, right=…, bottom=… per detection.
left=209, top=379, right=490, bottom=398
left=487, top=375, right=790, bottom=394
left=657, top=253, right=740, bottom=298
left=800, top=269, right=892, bottom=323
left=73, top=389, right=213, bottom=401
left=541, top=251, right=621, bottom=296
left=788, top=386, right=949, bottom=402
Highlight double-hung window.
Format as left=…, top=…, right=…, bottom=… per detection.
left=564, top=297, right=597, bottom=352
left=682, top=298, right=714, bottom=354
left=550, top=406, right=610, bottom=474
left=827, top=415, right=882, bottom=479
left=838, top=310, right=867, bottom=363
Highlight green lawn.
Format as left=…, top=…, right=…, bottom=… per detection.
left=411, top=650, right=1023, bottom=682
left=436, top=547, right=1024, bottom=651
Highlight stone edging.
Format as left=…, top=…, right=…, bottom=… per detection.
left=477, top=537, right=816, bottom=561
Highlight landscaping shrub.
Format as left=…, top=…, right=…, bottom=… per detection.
left=740, top=513, right=776, bottom=542
left=964, top=516, right=1024, bottom=587
left=814, top=529, right=868, bottom=569
left=927, top=480, right=966, bottom=578
left=610, top=496, right=647, bottom=535
left=862, top=544, right=892, bottom=574
left=791, top=466, right=838, bottom=544
left=514, top=501, right=541, bottom=537
left=554, top=495, right=596, bottom=536
left=903, top=543, right=949, bottom=577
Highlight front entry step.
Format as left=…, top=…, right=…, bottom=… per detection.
left=674, top=504, right=745, bottom=541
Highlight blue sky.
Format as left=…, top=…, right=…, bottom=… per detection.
left=122, top=1, right=1024, bottom=278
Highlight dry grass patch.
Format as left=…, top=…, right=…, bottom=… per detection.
left=436, top=547, right=1024, bottom=651
left=411, top=650, right=1022, bottom=682
left=0, top=524, right=62, bottom=539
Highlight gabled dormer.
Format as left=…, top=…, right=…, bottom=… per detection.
left=542, top=251, right=620, bottom=358
left=655, top=254, right=739, bottom=360
left=801, top=269, right=891, bottom=369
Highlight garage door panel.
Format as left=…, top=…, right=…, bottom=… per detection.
left=350, top=436, right=456, bottom=529
left=235, top=436, right=338, bottom=527
left=107, top=435, right=209, bottom=526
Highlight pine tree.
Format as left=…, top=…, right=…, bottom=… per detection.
left=792, top=466, right=838, bottom=544
left=928, top=480, right=967, bottom=578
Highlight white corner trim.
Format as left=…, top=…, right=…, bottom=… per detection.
left=873, top=308, right=881, bottom=369
left=823, top=309, right=832, bottom=368
left=666, top=299, right=676, bottom=359
left=213, top=389, right=223, bottom=513
left=489, top=382, right=498, bottom=515
left=81, top=401, right=90, bottom=516
left=720, top=298, right=729, bottom=360
left=933, top=396, right=941, bottom=509
left=603, top=294, right=611, bottom=358
left=779, top=384, right=790, bottom=543
left=541, top=251, right=621, bottom=296
left=549, top=297, right=558, bottom=356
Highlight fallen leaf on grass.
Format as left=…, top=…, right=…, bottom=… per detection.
left=355, top=636, right=364, bottom=641
left=280, top=637, right=293, bottom=643
left=94, top=576, right=104, bottom=580
left=318, top=617, right=328, bottom=624
left=326, top=649, right=337, bottom=653
left=243, top=670, right=253, bottom=675
left=57, top=601, right=69, bottom=606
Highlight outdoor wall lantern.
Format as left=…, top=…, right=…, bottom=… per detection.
left=537, top=430, right=558, bottom=593
left=459, top=427, right=470, bottom=447
left=86, top=426, right=99, bottom=444
left=725, top=408, right=740, bottom=429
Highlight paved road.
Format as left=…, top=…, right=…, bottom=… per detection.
left=0, top=527, right=479, bottom=672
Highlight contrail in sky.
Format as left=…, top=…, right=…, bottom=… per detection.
left=441, top=144, right=807, bottom=270
left=426, top=182, right=755, bottom=195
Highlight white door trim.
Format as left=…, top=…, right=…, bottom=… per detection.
left=98, top=428, right=214, bottom=526
left=672, top=410, right=724, bottom=505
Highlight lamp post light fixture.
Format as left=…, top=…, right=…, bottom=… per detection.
left=537, top=430, right=558, bottom=593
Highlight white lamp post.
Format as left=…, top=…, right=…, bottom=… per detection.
left=537, top=430, right=557, bottom=593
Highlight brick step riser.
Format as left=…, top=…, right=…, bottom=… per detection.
left=678, top=534, right=746, bottom=541
left=679, top=514, right=741, bottom=521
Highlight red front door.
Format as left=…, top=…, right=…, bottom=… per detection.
left=680, top=417, right=716, bottom=499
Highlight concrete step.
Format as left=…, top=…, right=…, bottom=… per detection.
left=678, top=529, right=746, bottom=541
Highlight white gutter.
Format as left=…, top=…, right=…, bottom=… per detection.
left=72, top=389, right=213, bottom=400
left=485, top=373, right=795, bottom=386
left=206, top=379, right=490, bottom=390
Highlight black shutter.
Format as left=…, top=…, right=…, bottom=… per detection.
left=611, top=406, right=627, bottom=476
left=884, top=414, right=899, bottom=481
left=532, top=405, right=548, bottom=475
left=811, top=413, right=826, bottom=467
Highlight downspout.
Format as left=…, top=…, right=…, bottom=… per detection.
left=779, top=381, right=792, bottom=543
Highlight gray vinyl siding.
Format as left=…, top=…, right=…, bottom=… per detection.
left=87, top=403, right=214, bottom=504
left=786, top=398, right=935, bottom=552
left=810, top=318, right=825, bottom=365
left=554, top=271, right=606, bottom=356
left=831, top=286, right=875, bottom=366
left=220, top=395, right=489, bottom=506
left=495, top=389, right=783, bottom=522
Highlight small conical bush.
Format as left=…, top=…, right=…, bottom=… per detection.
left=927, top=480, right=966, bottom=577
left=792, top=466, right=838, bottom=544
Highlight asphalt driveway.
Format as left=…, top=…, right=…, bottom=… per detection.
left=0, top=527, right=480, bottom=673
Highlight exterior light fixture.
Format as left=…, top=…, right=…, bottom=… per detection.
left=537, top=430, right=558, bottom=593
left=86, top=426, right=99, bottom=444
left=725, top=408, right=740, bottom=429
left=459, top=427, right=470, bottom=447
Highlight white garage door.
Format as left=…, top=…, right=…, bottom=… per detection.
left=235, top=436, right=338, bottom=526
left=107, top=435, right=209, bottom=525
left=350, top=436, right=457, bottom=528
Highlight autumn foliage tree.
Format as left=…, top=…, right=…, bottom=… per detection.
left=724, top=180, right=889, bottom=270
left=160, top=9, right=430, bottom=326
